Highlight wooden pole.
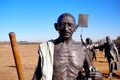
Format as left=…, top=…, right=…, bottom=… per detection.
left=9, top=32, right=24, bottom=80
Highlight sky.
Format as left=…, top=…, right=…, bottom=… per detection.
left=0, top=0, right=120, bottom=42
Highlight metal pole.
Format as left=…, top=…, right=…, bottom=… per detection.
left=9, top=32, right=24, bottom=80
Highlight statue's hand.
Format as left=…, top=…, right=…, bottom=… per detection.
left=89, top=71, right=103, bottom=80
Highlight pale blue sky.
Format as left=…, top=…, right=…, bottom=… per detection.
left=0, top=0, right=120, bottom=42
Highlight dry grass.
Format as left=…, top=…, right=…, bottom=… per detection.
left=0, top=44, right=120, bottom=80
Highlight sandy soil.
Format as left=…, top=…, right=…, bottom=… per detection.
left=0, top=43, right=120, bottom=80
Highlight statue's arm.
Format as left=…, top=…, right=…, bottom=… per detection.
left=32, top=56, right=42, bottom=80
left=113, top=43, right=119, bottom=61
left=84, top=54, right=103, bottom=80
left=80, top=35, right=86, bottom=46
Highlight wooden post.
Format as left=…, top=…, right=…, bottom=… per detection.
left=9, top=32, right=24, bottom=80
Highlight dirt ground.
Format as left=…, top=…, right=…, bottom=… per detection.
left=0, top=43, right=120, bottom=80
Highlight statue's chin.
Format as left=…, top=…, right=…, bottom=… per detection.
left=63, top=36, right=71, bottom=40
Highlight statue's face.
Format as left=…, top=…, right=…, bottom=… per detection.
left=57, top=16, right=76, bottom=39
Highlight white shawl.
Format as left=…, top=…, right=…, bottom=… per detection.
left=38, top=41, right=54, bottom=80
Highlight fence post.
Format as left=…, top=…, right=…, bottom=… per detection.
left=9, top=32, right=24, bottom=80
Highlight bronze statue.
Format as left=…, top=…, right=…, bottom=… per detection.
left=80, top=35, right=97, bottom=61
left=32, top=13, right=103, bottom=80
left=95, top=36, right=119, bottom=78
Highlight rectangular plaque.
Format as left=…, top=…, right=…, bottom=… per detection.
left=78, top=14, right=88, bottom=27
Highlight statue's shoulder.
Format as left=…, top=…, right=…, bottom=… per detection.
left=72, top=40, right=85, bottom=52
left=72, top=40, right=82, bottom=46
left=72, top=40, right=88, bottom=55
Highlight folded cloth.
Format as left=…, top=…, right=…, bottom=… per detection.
left=38, top=40, right=54, bottom=80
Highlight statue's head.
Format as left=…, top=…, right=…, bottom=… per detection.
left=54, top=13, right=77, bottom=39
left=57, top=13, right=76, bottom=24
left=106, top=36, right=111, bottom=43
left=86, top=38, right=91, bottom=44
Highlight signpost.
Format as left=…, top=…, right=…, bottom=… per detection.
left=78, top=14, right=89, bottom=35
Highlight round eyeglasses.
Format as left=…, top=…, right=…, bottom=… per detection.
left=57, top=22, right=75, bottom=30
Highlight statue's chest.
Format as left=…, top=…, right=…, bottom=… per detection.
left=54, top=44, right=85, bottom=70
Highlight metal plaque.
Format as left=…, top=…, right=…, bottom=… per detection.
left=78, top=14, right=88, bottom=27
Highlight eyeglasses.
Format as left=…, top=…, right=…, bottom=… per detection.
left=57, top=22, right=75, bottom=30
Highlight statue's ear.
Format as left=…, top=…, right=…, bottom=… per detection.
left=73, top=25, right=78, bottom=32
left=54, top=23, right=58, bottom=31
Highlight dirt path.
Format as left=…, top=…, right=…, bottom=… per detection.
left=93, top=51, right=120, bottom=80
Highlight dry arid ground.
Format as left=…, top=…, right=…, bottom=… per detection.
left=0, top=43, right=120, bottom=80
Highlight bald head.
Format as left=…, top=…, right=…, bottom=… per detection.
left=57, top=13, right=76, bottom=24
